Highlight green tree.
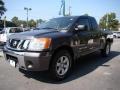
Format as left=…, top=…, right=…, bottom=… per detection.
left=99, top=13, right=119, bottom=30
left=28, top=19, right=36, bottom=28
left=18, top=20, right=27, bottom=27
left=11, top=16, right=42, bottom=28
left=83, top=13, right=89, bottom=16
left=0, top=0, right=7, bottom=17
left=11, top=17, right=27, bottom=27
left=36, top=19, right=45, bottom=27
left=11, top=17, right=19, bottom=26
left=0, top=20, right=16, bottom=27
left=36, top=19, right=45, bottom=24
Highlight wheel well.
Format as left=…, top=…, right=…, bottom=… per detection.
left=106, top=38, right=111, bottom=42
left=106, top=38, right=113, bottom=44
left=49, top=45, right=74, bottom=68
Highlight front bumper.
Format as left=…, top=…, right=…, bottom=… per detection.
left=3, top=47, right=52, bottom=71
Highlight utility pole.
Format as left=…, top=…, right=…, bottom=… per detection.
left=4, top=16, right=6, bottom=28
left=68, top=6, right=71, bottom=16
left=63, top=0, right=65, bottom=16
left=68, top=0, right=71, bottom=16
left=24, top=7, right=32, bottom=28
left=59, top=0, right=66, bottom=16
left=106, top=13, right=109, bottom=30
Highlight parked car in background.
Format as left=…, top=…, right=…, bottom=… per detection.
left=103, top=29, right=113, bottom=42
left=113, top=31, right=120, bottom=38
left=23, top=28, right=31, bottom=32
left=0, top=27, right=24, bottom=44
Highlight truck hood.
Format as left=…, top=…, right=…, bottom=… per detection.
left=8, top=29, right=67, bottom=40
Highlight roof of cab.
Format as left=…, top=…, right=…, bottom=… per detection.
left=55, top=15, right=95, bottom=20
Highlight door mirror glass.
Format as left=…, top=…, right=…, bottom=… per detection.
left=75, top=25, right=86, bottom=31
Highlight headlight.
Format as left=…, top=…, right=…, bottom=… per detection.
left=28, top=38, right=51, bottom=51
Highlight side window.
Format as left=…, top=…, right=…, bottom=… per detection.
left=91, top=18, right=99, bottom=31
left=9, top=28, right=23, bottom=33
left=9, top=28, right=15, bottom=33
left=15, top=28, right=23, bottom=33
left=77, top=19, right=90, bottom=31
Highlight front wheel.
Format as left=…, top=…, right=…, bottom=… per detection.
left=49, top=50, right=72, bottom=81
left=101, top=42, right=111, bottom=57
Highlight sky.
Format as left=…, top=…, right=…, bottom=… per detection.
left=2, top=0, right=120, bottom=23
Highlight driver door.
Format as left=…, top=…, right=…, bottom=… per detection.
left=76, top=18, right=93, bottom=55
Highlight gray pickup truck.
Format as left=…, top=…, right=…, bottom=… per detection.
left=3, top=16, right=113, bottom=80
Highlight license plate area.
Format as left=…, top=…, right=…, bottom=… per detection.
left=10, top=60, right=15, bottom=67
left=6, top=54, right=18, bottom=67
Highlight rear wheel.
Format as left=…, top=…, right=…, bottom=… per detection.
left=49, top=50, right=72, bottom=81
left=101, top=42, right=111, bottom=57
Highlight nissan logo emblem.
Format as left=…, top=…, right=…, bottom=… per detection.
left=13, top=41, right=17, bottom=46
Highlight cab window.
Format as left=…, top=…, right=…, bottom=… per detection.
left=9, top=28, right=23, bottom=33
left=77, top=19, right=90, bottom=31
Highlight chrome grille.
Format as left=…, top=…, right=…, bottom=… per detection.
left=7, top=39, right=30, bottom=50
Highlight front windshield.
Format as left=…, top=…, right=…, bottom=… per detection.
left=38, top=17, right=77, bottom=30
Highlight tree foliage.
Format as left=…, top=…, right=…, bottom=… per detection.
left=0, top=0, right=7, bottom=17
left=11, top=16, right=45, bottom=28
left=83, top=13, right=89, bottom=16
left=28, top=19, right=36, bottom=27
left=0, top=20, right=16, bottom=28
left=36, top=19, right=45, bottom=24
left=11, top=17, right=19, bottom=26
left=99, top=13, right=119, bottom=30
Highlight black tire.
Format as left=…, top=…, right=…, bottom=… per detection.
left=113, top=35, right=116, bottom=38
left=101, top=42, right=111, bottom=57
left=49, top=50, right=72, bottom=81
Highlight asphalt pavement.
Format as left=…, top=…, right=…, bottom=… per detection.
left=0, top=39, right=120, bottom=90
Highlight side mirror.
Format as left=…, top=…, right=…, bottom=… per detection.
left=75, top=25, right=86, bottom=31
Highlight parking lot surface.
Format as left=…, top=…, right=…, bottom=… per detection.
left=0, top=39, right=120, bottom=90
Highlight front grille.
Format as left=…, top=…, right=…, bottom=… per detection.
left=6, top=39, right=30, bottom=50
left=9, top=39, right=20, bottom=48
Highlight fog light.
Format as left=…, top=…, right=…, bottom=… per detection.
left=27, top=61, right=33, bottom=69
left=28, top=64, right=33, bottom=69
